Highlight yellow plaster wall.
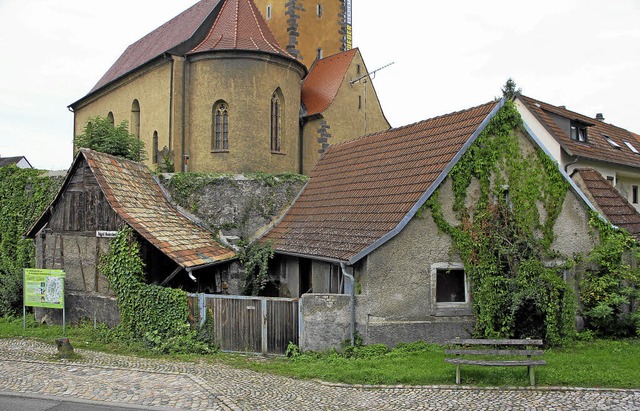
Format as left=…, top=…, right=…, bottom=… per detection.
left=302, top=51, right=389, bottom=174
left=185, top=54, right=303, bottom=173
left=73, top=61, right=173, bottom=168
left=254, top=0, right=345, bottom=68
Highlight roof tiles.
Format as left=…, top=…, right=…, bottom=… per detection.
left=573, top=168, right=640, bottom=238
left=263, top=100, right=500, bottom=262
left=82, top=149, right=235, bottom=267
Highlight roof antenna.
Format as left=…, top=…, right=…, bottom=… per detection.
left=350, top=62, right=394, bottom=135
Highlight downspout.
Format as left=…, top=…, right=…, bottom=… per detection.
left=564, top=155, right=579, bottom=174
left=298, top=116, right=305, bottom=174
left=181, top=55, right=189, bottom=172
left=164, top=53, right=174, bottom=151
left=340, top=262, right=356, bottom=346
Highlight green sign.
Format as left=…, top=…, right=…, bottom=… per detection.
left=24, top=269, right=65, bottom=309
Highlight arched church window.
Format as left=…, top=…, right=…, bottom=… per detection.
left=152, top=131, right=159, bottom=164
left=212, top=101, right=229, bottom=151
left=131, top=99, right=141, bottom=139
left=107, top=112, right=114, bottom=126
left=270, top=90, right=283, bottom=152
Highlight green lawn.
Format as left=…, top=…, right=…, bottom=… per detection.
left=2, top=316, right=639, bottom=388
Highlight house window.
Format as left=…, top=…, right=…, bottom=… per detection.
left=270, top=90, right=282, bottom=152
left=131, top=99, right=141, bottom=139
left=633, top=185, right=638, bottom=204
left=570, top=121, right=587, bottom=143
left=358, top=95, right=362, bottom=110
left=602, top=133, right=621, bottom=149
left=107, top=111, right=114, bottom=126
left=152, top=131, right=158, bottom=164
left=431, top=262, right=470, bottom=315
left=436, top=269, right=466, bottom=303
left=317, top=3, right=323, bottom=17
left=606, top=176, right=615, bottom=185
left=266, top=4, right=272, bottom=20
left=316, top=48, right=323, bottom=60
left=212, top=101, right=229, bottom=151
left=624, top=140, right=640, bottom=154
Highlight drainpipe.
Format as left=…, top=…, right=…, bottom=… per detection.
left=340, top=262, right=356, bottom=346
left=564, top=155, right=579, bottom=174
left=181, top=55, right=188, bottom=172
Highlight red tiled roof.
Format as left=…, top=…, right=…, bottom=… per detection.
left=263, top=100, right=502, bottom=263
left=573, top=168, right=640, bottom=238
left=190, top=0, right=290, bottom=57
left=83, top=149, right=235, bottom=267
left=301, top=49, right=358, bottom=116
left=519, top=95, right=640, bottom=169
left=89, top=0, right=222, bottom=93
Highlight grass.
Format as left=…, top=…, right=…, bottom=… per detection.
left=2, top=316, right=639, bottom=388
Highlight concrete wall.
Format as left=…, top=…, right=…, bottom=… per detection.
left=35, top=291, right=120, bottom=327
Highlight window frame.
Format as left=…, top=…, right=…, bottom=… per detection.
left=430, top=262, right=472, bottom=316
left=212, top=101, right=229, bottom=152
left=570, top=121, right=588, bottom=143
left=633, top=185, right=638, bottom=204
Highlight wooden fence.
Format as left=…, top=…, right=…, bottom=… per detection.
left=187, top=293, right=299, bottom=355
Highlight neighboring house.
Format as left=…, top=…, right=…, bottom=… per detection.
left=262, top=99, right=600, bottom=349
left=26, top=149, right=235, bottom=324
left=0, top=155, right=33, bottom=169
left=515, top=94, right=640, bottom=212
left=69, top=0, right=387, bottom=174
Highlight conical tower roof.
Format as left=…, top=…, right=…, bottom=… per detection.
left=190, top=0, right=292, bottom=59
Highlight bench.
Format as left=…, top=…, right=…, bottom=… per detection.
left=445, top=338, right=546, bottom=386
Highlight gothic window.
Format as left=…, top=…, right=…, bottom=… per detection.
left=270, top=90, right=283, bottom=152
left=212, top=101, right=229, bottom=151
left=107, top=112, right=114, bottom=126
left=131, top=99, right=141, bottom=139
left=152, top=131, right=159, bottom=164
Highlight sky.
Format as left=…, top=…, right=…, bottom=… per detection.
left=0, top=0, right=639, bottom=170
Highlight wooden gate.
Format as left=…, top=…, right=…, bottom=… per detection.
left=188, top=293, right=299, bottom=355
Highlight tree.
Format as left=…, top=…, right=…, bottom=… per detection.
left=75, top=116, right=147, bottom=162
left=501, top=78, right=522, bottom=100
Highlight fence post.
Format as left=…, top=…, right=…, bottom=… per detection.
left=198, top=293, right=206, bottom=327
left=261, top=298, right=268, bottom=355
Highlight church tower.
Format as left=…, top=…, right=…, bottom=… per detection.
left=252, top=0, right=352, bottom=68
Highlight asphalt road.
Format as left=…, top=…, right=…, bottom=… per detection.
left=0, top=393, right=163, bottom=411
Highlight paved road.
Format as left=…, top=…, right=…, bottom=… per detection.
left=0, top=339, right=638, bottom=410
left=0, top=392, right=152, bottom=411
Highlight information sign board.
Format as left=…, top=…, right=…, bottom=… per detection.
left=23, top=269, right=65, bottom=309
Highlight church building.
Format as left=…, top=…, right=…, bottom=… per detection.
left=69, top=0, right=388, bottom=175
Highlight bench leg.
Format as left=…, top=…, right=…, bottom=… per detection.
left=529, top=365, right=535, bottom=387
left=456, top=364, right=460, bottom=385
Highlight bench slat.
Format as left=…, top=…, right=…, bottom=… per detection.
left=446, top=339, right=543, bottom=346
left=445, top=349, right=544, bottom=356
left=445, top=359, right=547, bottom=366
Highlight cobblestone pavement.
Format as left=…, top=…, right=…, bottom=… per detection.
left=0, top=339, right=639, bottom=410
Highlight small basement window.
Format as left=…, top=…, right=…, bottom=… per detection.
left=431, top=263, right=471, bottom=316
left=570, top=121, right=588, bottom=143
left=436, top=269, right=466, bottom=303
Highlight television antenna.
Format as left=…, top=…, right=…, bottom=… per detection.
left=350, top=62, right=394, bottom=134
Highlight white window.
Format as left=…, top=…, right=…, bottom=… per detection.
left=602, top=133, right=621, bottom=149
left=624, top=140, right=639, bottom=154
left=431, top=262, right=471, bottom=316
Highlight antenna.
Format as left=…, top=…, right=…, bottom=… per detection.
left=350, top=62, right=394, bottom=134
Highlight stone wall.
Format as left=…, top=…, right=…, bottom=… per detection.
left=158, top=173, right=306, bottom=241
left=35, top=291, right=120, bottom=327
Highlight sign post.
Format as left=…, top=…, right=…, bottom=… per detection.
left=23, top=269, right=66, bottom=334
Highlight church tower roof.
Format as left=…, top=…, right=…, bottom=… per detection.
left=190, top=0, right=291, bottom=58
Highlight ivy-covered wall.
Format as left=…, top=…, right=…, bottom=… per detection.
left=0, top=166, right=62, bottom=316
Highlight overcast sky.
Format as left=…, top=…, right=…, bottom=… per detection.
left=1, top=0, right=639, bottom=170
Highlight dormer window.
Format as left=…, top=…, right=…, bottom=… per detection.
left=602, top=133, right=621, bottom=149
left=570, top=121, right=588, bottom=143
left=624, top=140, right=639, bottom=154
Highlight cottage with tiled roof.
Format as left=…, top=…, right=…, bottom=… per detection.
left=69, top=0, right=387, bottom=175
left=0, top=155, right=32, bottom=169
left=262, top=99, right=600, bottom=350
left=515, top=94, right=640, bottom=212
left=26, top=149, right=235, bottom=325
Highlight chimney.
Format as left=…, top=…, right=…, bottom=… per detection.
left=596, top=113, right=605, bottom=122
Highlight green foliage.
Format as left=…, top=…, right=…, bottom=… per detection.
left=75, top=116, right=147, bottom=162
left=239, top=240, right=275, bottom=295
left=0, top=166, right=57, bottom=316
left=285, top=341, right=301, bottom=358
left=582, top=214, right=640, bottom=336
left=424, top=102, right=575, bottom=345
left=99, top=228, right=214, bottom=353
left=243, top=171, right=308, bottom=187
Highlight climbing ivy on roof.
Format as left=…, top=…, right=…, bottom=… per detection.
left=0, top=166, right=58, bottom=316
left=423, top=101, right=575, bottom=345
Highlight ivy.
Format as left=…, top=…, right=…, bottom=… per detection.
left=99, top=228, right=213, bottom=353
left=0, top=166, right=59, bottom=316
left=239, top=240, right=275, bottom=296
left=424, top=102, right=575, bottom=345
left=583, top=213, right=640, bottom=336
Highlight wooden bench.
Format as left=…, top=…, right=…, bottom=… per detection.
left=445, top=338, right=546, bottom=386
